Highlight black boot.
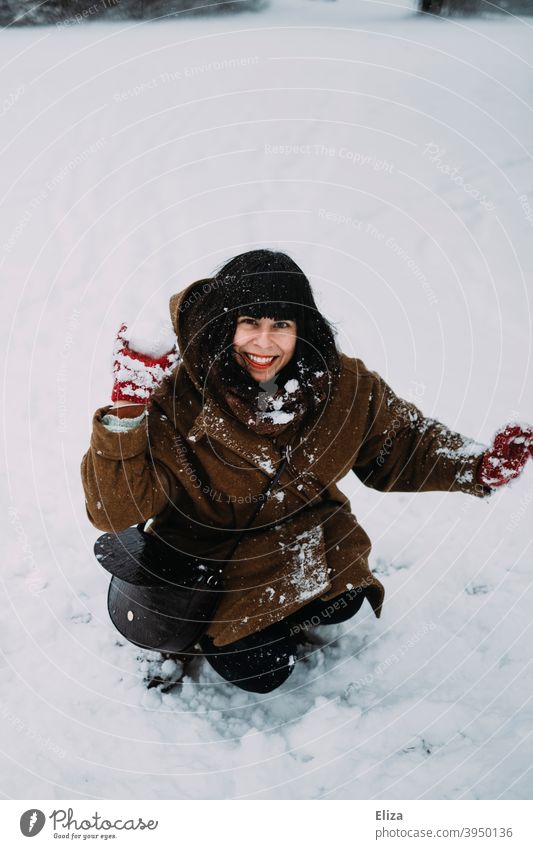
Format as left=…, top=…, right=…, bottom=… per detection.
left=418, top=0, right=444, bottom=13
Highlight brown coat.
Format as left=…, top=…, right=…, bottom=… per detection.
left=81, top=280, right=493, bottom=646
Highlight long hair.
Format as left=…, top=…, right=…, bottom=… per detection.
left=199, top=249, right=341, bottom=410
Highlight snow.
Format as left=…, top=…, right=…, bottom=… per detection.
left=2, top=0, right=533, bottom=800
left=111, top=323, right=179, bottom=399
left=256, top=379, right=302, bottom=423
left=284, top=526, right=329, bottom=603
left=435, top=434, right=489, bottom=459
left=258, top=409, right=294, bottom=424
left=284, top=378, right=299, bottom=394
left=255, top=454, right=276, bottom=475
left=123, top=315, right=178, bottom=360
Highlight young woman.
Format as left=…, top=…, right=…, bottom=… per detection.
left=81, top=249, right=533, bottom=693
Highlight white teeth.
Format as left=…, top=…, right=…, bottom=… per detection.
left=246, top=354, right=276, bottom=364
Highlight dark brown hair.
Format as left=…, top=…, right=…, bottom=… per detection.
left=199, top=249, right=341, bottom=409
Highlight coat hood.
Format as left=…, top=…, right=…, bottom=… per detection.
left=169, top=277, right=218, bottom=394
left=168, top=273, right=340, bottom=422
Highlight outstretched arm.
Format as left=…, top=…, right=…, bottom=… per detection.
left=352, top=366, right=493, bottom=498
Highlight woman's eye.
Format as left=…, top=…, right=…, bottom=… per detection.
left=238, top=317, right=292, bottom=328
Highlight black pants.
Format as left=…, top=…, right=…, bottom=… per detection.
left=199, top=586, right=367, bottom=693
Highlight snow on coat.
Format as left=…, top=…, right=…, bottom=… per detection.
left=81, top=278, right=493, bottom=646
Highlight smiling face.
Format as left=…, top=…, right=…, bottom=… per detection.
left=232, top=315, right=298, bottom=382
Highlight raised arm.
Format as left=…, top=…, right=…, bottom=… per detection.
left=80, top=321, right=180, bottom=533
left=81, top=404, right=174, bottom=532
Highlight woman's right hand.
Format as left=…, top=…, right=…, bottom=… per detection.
left=111, top=322, right=180, bottom=405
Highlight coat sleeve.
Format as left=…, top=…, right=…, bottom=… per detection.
left=352, top=366, right=494, bottom=499
left=80, top=405, right=175, bottom=532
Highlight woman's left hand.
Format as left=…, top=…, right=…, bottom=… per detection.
left=477, top=423, right=533, bottom=488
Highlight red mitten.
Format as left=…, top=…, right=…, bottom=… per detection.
left=111, top=322, right=180, bottom=404
left=477, top=423, right=533, bottom=488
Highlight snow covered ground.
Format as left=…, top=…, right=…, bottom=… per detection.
left=2, top=0, right=533, bottom=799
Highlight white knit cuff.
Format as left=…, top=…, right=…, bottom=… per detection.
left=101, top=410, right=147, bottom=433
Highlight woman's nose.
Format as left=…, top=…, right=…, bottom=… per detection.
left=253, top=329, right=274, bottom=348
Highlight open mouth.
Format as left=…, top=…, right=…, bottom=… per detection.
left=242, top=352, right=279, bottom=369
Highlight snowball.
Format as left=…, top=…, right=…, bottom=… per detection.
left=123, top=315, right=178, bottom=358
